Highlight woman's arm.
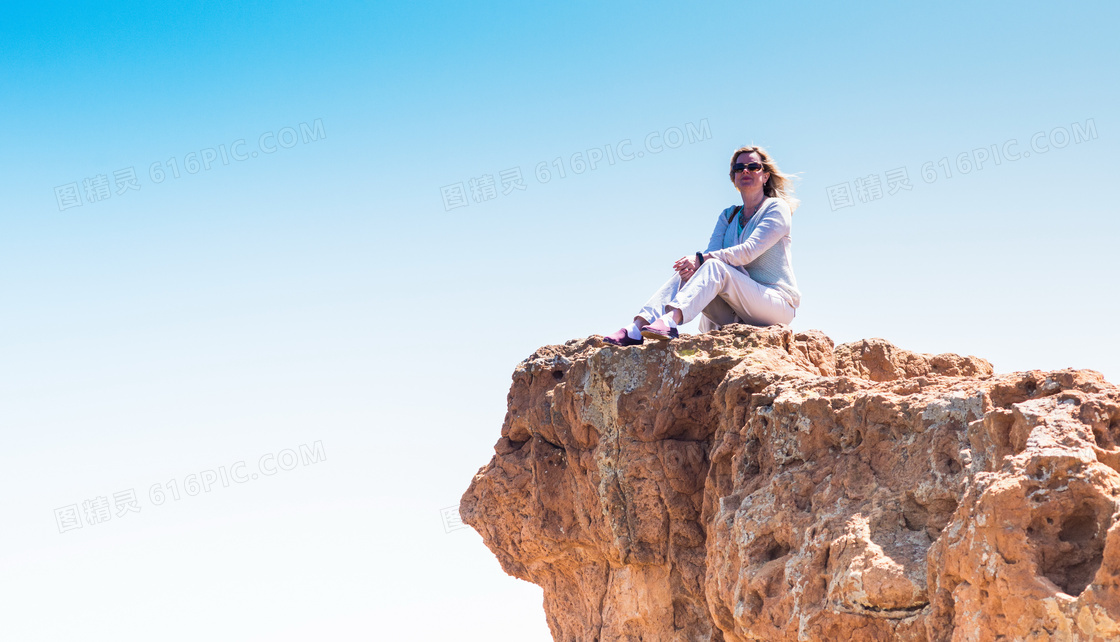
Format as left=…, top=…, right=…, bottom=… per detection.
left=673, top=208, right=736, bottom=282
left=676, top=207, right=737, bottom=282
left=704, top=207, right=733, bottom=254
left=705, top=200, right=791, bottom=267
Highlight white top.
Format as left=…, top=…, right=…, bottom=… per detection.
left=704, top=198, right=801, bottom=308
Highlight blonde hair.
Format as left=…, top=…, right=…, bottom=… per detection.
left=729, top=145, right=800, bottom=212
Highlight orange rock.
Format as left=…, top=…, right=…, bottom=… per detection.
left=461, top=326, right=1120, bottom=641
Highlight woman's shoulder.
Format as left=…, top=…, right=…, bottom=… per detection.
left=764, top=197, right=792, bottom=217
left=716, top=205, right=737, bottom=222
left=719, top=199, right=791, bottom=221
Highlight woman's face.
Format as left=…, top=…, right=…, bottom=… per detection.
left=733, top=151, right=770, bottom=193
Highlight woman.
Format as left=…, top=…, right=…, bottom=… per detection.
left=603, top=145, right=801, bottom=346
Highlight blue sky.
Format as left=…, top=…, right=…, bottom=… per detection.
left=2, top=2, right=1117, bottom=640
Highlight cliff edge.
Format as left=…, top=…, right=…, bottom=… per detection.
left=461, top=326, right=1120, bottom=641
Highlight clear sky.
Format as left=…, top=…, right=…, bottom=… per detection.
left=2, top=1, right=1117, bottom=640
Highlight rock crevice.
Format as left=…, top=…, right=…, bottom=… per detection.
left=462, top=326, right=1120, bottom=641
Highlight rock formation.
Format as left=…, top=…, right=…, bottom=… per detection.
left=460, top=326, right=1120, bottom=641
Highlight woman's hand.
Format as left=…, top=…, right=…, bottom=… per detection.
left=674, top=255, right=700, bottom=282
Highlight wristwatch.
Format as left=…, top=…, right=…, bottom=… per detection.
left=695, top=252, right=705, bottom=266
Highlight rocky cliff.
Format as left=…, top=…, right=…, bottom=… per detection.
left=460, top=326, right=1120, bottom=641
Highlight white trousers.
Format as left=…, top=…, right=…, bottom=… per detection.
left=636, top=259, right=795, bottom=330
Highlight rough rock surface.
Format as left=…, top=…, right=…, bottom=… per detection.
left=460, top=326, right=1120, bottom=641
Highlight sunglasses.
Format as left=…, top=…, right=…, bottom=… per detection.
left=733, top=162, right=764, bottom=173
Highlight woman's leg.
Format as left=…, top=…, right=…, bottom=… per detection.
left=605, top=272, right=688, bottom=346
left=666, top=259, right=795, bottom=327
left=697, top=296, right=740, bottom=332
left=635, top=272, right=685, bottom=326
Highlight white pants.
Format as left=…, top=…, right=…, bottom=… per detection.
left=636, top=259, right=795, bottom=330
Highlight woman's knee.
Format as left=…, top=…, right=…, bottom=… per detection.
left=698, top=258, right=731, bottom=286
left=699, top=257, right=728, bottom=276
